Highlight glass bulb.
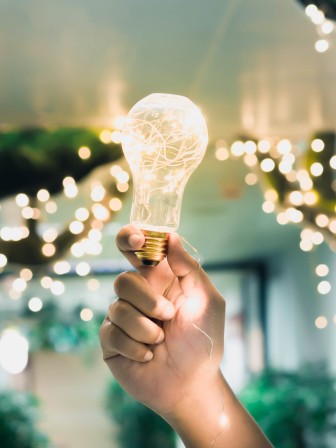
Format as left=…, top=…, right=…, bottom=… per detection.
left=122, top=93, right=208, bottom=265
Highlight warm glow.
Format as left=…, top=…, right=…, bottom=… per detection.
left=315, top=39, right=329, bottom=53
left=69, top=220, right=84, bottom=235
left=277, top=213, right=289, bottom=225
left=311, top=139, right=324, bottom=152
left=100, top=129, right=112, bottom=144
left=305, top=4, right=318, bottom=17
left=22, top=207, right=34, bottom=219
left=109, top=197, right=123, bottom=211
left=277, top=139, right=292, bottom=154
left=289, top=191, right=303, bottom=206
left=76, top=262, right=91, bottom=277
left=230, top=141, right=245, bottom=156
left=42, top=243, right=56, bottom=257
left=41, top=276, right=53, bottom=289
left=317, top=280, right=331, bottom=295
left=329, top=219, right=336, bottom=234
left=71, top=242, right=85, bottom=258
left=311, top=10, right=325, bottom=25
left=91, top=184, right=105, bottom=202
left=321, top=21, right=334, bottom=34
left=257, top=139, right=271, bottom=153
left=88, top=229, right=102, bottom=242
left=315, top=316, right=327, bottom=329
left=53, top=260, right=71, bottom=275
left=310, top=162, right=323, bottom=177
left=300, top=239, right=313, bottom=252
left=50, top=280, right=65, bottom=296
left=113, top=115, right=126, bottom=130
left=80, top=308, right=94, bottom=322
left=330, top=155, right=336, bottom=169
left=311, top=232, right=324, bottom=245
left=111, top=130, right=122, bottom=144
left=75, top=207, right=90, bottom=221
left=37, top=189, right=50, bottom=202
left=78, top=146, right=91, bottom=159
left=117, top=182, right=129, bottom=192
left=315, top=214, right=329, bottom=228
left=110, top=165, right=122, bottom=177
left=92, top=204, right=110, bottom=221
left=262, top=201, right=275, bottom=213
left=215, top=147, right=229, bottom=161
left=87, top=278, right=100, bottom=291
left=116, top=171, right=129, bottom=183
left=12, top=278, right=27, bottom=292
left=303, top=191, right=318, bottom=205
left=45, top=201, right=57, bottom=214
left=0, top=329, right=29, bottom=374
left=16, top=193, right=29, bottom=207
left=64, top=184, right=78, bottom=198
left=245, top=173, right=258, bottom=185
left=0, top=254, right=8, bottom=268
left=260, top=158, right=275, bottom=172
left=28, top=297, right=43, bottom=312
left=264, top=189, right=278, bottom=202
left=315, top=264, right=329, bottom=277
left=43, top=228, right=58, bottom=243
left=244, top=140, right=257, bottom=154
left=20, top=268, right=33, bottom=281
left=244, top=154, right=258, bottom=167
left=285, top=208, right=303, bottom=223
left=63, top=176, right=75, bottom=187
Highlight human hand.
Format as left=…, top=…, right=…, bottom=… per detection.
left=99, top=225, right=225, bottom=418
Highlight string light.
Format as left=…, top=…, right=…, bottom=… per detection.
left=87, top=278, right=100, bottom=291
left=43, top=228, right=58, bottom=243
left=111, top=130, right=122, bottom=144
left=317, top=280, right=331, bottom=294
left=75, top=262, right=91, bottom=277
left=15, top=193, right=29, bottom=207
left=42, top=243, right=56, bottom=257
left=80, top=308, right=93, bottom=322
left=260, top=158, right=275, bottom=172
left=20, top=268, right=33, bottom=281
left=69, top=220, right=84, bottom=235
left=45, top=201, right=57, bottom=214
left=41, top=276, right=53, bottom=289
left=37, top=189, right=50, bottom=202
left=50, top=280, right=65, bottom=296
left=100, top=129, right=112, bottom=144
left=0, top=254, right=7, bottom=268
left=75, top=207, right=90, bottom=221
left=53, top=260, right=71, bottom=275
left=311, top=139, right=324, bottom=152
left=109, top=197, right=122, bottom=212
left=315, top=316, right=328, bottom=329
left=245, top=173, right=258, bottom=185
left=28, top=297, right=43, bottom=312
left=315, top=264, right=329, bottom=277
left=78, top=146, right=91, bottom=159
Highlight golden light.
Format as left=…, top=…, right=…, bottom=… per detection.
left=20, top=268, right=33, bottom=281
left=80, top=308, right=94, bottom=322
left=76, top=262, right=91, bottom=277
left=64, top=184, right=78, bottom=199
left=15, top=193, right=29, bottom=207
left=321, top=21, right=334, bottom=34
left=53, top=260, right=71, bottom=275
left=311, top=10, right=325, bottom=25
left=277, top=213, right=289, bottom=225
left=0, top=329, right=29, bottom=374
left=264, top=189, right=278, bottom=202
left=113, top=115, right=126, bottom=130
left=285, top=208, right=303, bottom=223
left=45, top=201, right=58, bottom=214
left=260, top=158, right=275, bottom=172
left=0, top=254, right=8, bottom=268
left=289, top=191, right=303, bottom=206
left=244, top=154, right=258, bottom=167
left=9, top=289, right=22, bottom=300
left=257, top=139, right=271, bottom=153
left=109, top=197, right=122, bottom=212
left=329, top=219, right=336, bottom=234
left=87, top=278, right=100, bottom=291
left=69, top=220, right=84, bottom=235
left=41, top=276, right=53, bottom=289
left=100, top=129, right=112, bottom=144
left=12, top=278, right=27, bottom=292
left=277, top=139, right=292, bottom=154
left=42, top=243, right=56, bottom=257
left=63, top=176, right=75, bottom=187
left=71, top=242, right=85, bottom=258
left=92, top=204, right=110, bottom=221
left=43, top=228, right=58, bottom=243
left=305, top=4, right=318, bottom=17
left=300, top=239, right=313, bottom=252
left=310, top=162, right=323, bottom=177
left=315, top=316, right=327, bottom=329
left=91, top=184, right=105, bottom=202
left=88, top=229, right=102, bottom=242
left=311, top=232, right=324, bottom=245
left=78, top=146, right=91, bottom=160
left=311, top=138, right=325, bottom=152
left=315, top=214, right=329, bottom=228
left=315, top=264, right=329, bottom=277
left=303, top=191, right=318, bottom=205
left=244, top=140, right=257, bottom=154
left=330, top=155, right=336, bottom=169
left=215, top=147, right=229, bottom=161
left=117, top=182, right=129, bottom=192
left=22, top=207, right=34, bottom=219
left=110, top=165, right=122, bottom=177
left=28, top=297, right=43, bottom=312
left=317, top=280, right=331, bottom=295
left=245, top=173, right=258, bottom=185
left=75, top=207, right=90, bottom=221
left=315, top=39, right=329, bottom=52
left=230, top=141, right=245, bottom=156
left=111, top=130, right=122, bottom=144
left=262, top=201, right=275, bottom=213
left=116, top=171, right=129, bottom=183
left=50, top=280, right=65, bottom=296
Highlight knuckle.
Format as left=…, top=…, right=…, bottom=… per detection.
left=114, top=271, right=138, bottom=296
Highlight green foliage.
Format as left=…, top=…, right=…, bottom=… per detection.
left=106, top=380, right=176, bottom=448
left=240, top=364, right=336, bottom=448
left=0, top=390, right=50, bottom=448
left=0, top=127, right=122, bottom=199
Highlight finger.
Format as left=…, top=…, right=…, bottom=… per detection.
left=116, top=225, right=146, bottom=271
left=99, top=318, right=153, bottom=362
left=114, top=271, right=175, bottom=320
left=109, top=299, right=164, bottom=345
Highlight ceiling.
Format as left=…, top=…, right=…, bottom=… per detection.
left=0, top=0, right=335, bottom=264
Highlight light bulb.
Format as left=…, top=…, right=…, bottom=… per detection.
left=122, top=93, right=208, bottom=265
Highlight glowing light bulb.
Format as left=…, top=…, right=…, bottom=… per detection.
left=122, top=93, right=208, bottom=265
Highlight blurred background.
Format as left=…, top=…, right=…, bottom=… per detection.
left=0, top=0, right=335, bottom=447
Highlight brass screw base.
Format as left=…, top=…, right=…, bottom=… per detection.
left=135, top=230, right=169, bottom=266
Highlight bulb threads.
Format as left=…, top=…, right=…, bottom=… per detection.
left=135, top=230, right=169, bottom=266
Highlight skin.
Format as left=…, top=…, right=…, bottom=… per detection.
left=99, top=225, right=273, bottom=448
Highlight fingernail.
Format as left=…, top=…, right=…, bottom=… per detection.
left=144, top=351, right=153, bottom=362
left=129, top=234, right=143, bottom=248
left=161, top=301, right=175, bottom=320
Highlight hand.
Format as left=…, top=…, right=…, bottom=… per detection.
left=99, top=225, right=225, bottom=417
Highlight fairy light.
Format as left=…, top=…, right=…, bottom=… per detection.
left=315, top=316, right=327, bottom=329
left=289, top=191, right=304, bottom=206
left=88, top=229, right=102, bottom=242
left=244, top=140, right=257, bottom=154
left=0, top=254, right=8, bottom=268
left=110, top=165, right=122, bottom=177
left=109, top=197, right=122, bottom=212
left=12, top=278, right=27, bottom=292
left=53, top=260, right=71, bottom=275
left=16, top=193, right=29, bottom=207
left=75, top=207, right=90, bottom=221
left=91, top=184, right=105, bottom=202
left=329, top=219, right=336, bottom=234
left=76, top=262, right=91, bottom=277
left=71, top=242, right=85, bottom=258
left=42, top=243, right=56, bottom=257
left=64, top=183, right=78, bottom=199
left=300, top=239, right=314, bottom=252
left=111, top=130, right=122, bottom=144
left=37, top=189, right=50, bottom=202
left=215, top=147, right=229, bottom=161
left=78, top=146, right=91, bottom=159
left=69, top=220, right=84, bottom=235
left=315, top=214, right=329, bottom=228
left=43, top=228, right=58, bottom=243
left=45, top=201, right=57, bottom=214
left=264, top=189, right=278, bottom=202
left=80, top=308, right=93, bottom=322
left=311, top=231, right=324, bottom=245
left=87, top=278, right=100, bottom=291
left=303, top=191, right=318, bottom=205
left=40, top=276, right=53, bottom=289
left=230, top=141, right=245, bottom=156
left=321, top=20, right=334, bottom=34
left=117, top=182, right=129, bottom=192
left=50, top=280, right=65, bottom=296
left=277, top=213, right=289, bottom=225
left=116, top=171, right=129, bottom=183
left=311, top=10, right=325, bottom=25
left=310, top=162, right=323, bottom=176
left=28, top=297, right=43, bottom=312
left=262, top=201, right=275, bottom=213
left=100, top=129, right=112, bottom=144
left=260, top=158, right=275, bottom=172
left=245, top=173, right=258, bottom=185
left=311, top=138, right=325, bottom=152
left=305, top=4, right=318, bottom=17
left=92, top=204, right=110, bottom=221
left=315, top=39, right=329, bottom=52
left=317, top=280, right=331, bottom=295
left=22, top=207, right=34, bottom=219
left=257, top=139, right=271, bottom=153
left=315, top=264, right=329, bottom=277
left=0, top=329, right=29, bottom=374
left=277, top=139, right=292, bottom=154
left=244, top=154, right=258, bottom=167
left=20, top=268, right=33, bottom=281
left=330, top=155, right=336, bottom=169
